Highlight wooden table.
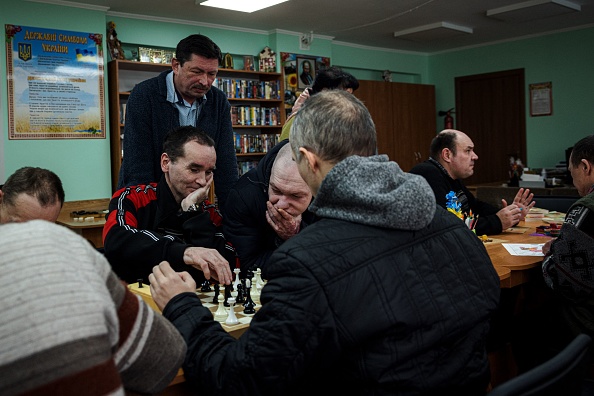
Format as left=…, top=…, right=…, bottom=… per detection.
left=484, top=221, right=552, bottom=288
left=56, top=199, right=110, bottom=248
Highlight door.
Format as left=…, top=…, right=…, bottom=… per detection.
left=455, top=69, right=526, bottom=185
left=356, top=80, right=436, bottom=171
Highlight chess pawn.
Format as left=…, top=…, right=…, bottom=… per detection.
left=225, top=297, right=239, bottom=325
left=224, top=284, right=232, bottom=307
left=214, top=293, right=228, bottom=322
left=235, top=283, right=245, bottom=304
left=211, top=283, right=220, bottom=304
left=255, top=268, right=265, bottom=292
left=250, top=273, right=261, bottom=303
left=243, top=279, right=256, bottom=315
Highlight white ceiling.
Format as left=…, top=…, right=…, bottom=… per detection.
left=33, top=0, right=594, bottom=53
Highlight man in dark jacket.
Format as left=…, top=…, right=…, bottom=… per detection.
left=104, top=126, right=235, bottom=286
left=513, top=135, right=594, bottom=373
left=118, top=34, right=237, bottom=212
left=223, top=139, right=314, bottom=275
left=410, top=129, right=535, bottom=235
left=149, top=91, right=500, bottom=395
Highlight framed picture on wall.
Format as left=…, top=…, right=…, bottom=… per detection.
left=281, top=52, right=331, bottom=116
left=297, top=57, right=316, bottom=89
left=529, top=82, right=553, bottom=116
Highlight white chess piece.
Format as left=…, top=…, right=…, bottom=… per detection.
left=255, top=268, right=265, bottom=291
left=214, top=293, right=227, bottom=322
left=233, top=268, right=241, bottom=291
left=251, top=273, right=260, bottom=302
left=225, top=297, right=239, bottom=325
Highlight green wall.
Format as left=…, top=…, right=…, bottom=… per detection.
left=2, top=1, right=593, bottom=199
left=429, top=26, right=594, bottom=168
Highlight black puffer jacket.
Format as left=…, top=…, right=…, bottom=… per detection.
left=223, top=139, right=315, bottom=275
left=164, top=155, right=500, bottom=395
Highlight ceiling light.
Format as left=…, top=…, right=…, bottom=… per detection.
left=486, top=0, right=580, bottom=22
left=197, top=0, right=289, bottom=13
left=394, top=22, right=473, bottom=42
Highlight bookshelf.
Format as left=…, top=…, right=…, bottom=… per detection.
left=216, top=68, right=285, bottom=176
left=107, top=60, right=285, bottom=192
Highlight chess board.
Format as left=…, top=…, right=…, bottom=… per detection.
left=128, top=282, right=262, bottom=339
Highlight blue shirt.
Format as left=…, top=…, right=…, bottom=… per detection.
left=166, top=71, right=206, bottom=126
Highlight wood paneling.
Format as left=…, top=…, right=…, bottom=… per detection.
left=355, top=81, right=436, bottom=171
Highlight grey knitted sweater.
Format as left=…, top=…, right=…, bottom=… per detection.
left=310, top=154, right=436, bottom=230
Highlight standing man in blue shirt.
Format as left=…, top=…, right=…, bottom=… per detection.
left=118, top=34, right=237, bottom=212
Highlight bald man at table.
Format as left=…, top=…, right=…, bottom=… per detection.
left=410, top=129, right=535, bottom=235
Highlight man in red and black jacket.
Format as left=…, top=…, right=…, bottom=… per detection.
left=103, top=126, right=235, bottom=286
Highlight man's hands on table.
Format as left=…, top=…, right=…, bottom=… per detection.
left=183, top=247, right=232, bottom=285
left=149, top=261, right=197, bottom=311
left=498, top=188, right=536, bottom=229
left=512, top=188, right=536, bottom=220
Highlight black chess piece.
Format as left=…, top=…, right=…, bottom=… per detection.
left=201, top=279, right=212, bottom=292
left=212, top=283, right=220, bottom=304
left=235, top=283, right=245, bottom=304
left=224, top=284, right=232, bottom=307
left=137, top=279, right=144, bottom=288
left=243, top=280, right=256, bottom=314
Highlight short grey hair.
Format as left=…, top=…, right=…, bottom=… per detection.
left=290, top=90, right=376, bottom=164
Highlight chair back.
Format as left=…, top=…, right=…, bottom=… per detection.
left=488, top=333, right=592, bottom=396
left=533, top=195, right=579, bottom=213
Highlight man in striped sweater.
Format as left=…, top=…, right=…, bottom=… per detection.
left=0, top=220, right=186, bottom=395
left=103, top=126, right=235, bottom=286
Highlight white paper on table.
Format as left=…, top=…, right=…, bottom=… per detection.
left=502, top=243, right=545, bottom=256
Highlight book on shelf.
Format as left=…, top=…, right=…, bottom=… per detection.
left=234, top=133, right=281, bottom=154
left=216, top=78, right=280, bottom=100
left=237, top=161, right=258, bottom=176
left=230, top=106, right=280, bottom=126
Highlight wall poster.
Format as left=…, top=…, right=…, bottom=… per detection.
left=5, top=24, right=105, bottom=139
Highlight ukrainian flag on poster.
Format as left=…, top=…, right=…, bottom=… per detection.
left=76, top=48, right=96, bottom=63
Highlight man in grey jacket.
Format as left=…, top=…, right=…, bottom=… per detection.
left=149, top=90, right=500, bottom=395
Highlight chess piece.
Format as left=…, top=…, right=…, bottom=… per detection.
left=137, top=279, right=144, bottom=288
left=235, top=283, right=245, bottom=304
left=243, top=279, right=256, bottom=315
left=201, top=279, right=212, bottom=292
left=214, top=293, right=228, bottom=322
left=212, top=283, right=220, bottom=304
left=224, top=284, right=232, bottom=307
left=251, top=273, right=260, bottom=303
left=233, top=268, right=241, bottom=291
left=255, top=268, right=265, bottom=291
left=225, top=297, right=239, bottom=325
